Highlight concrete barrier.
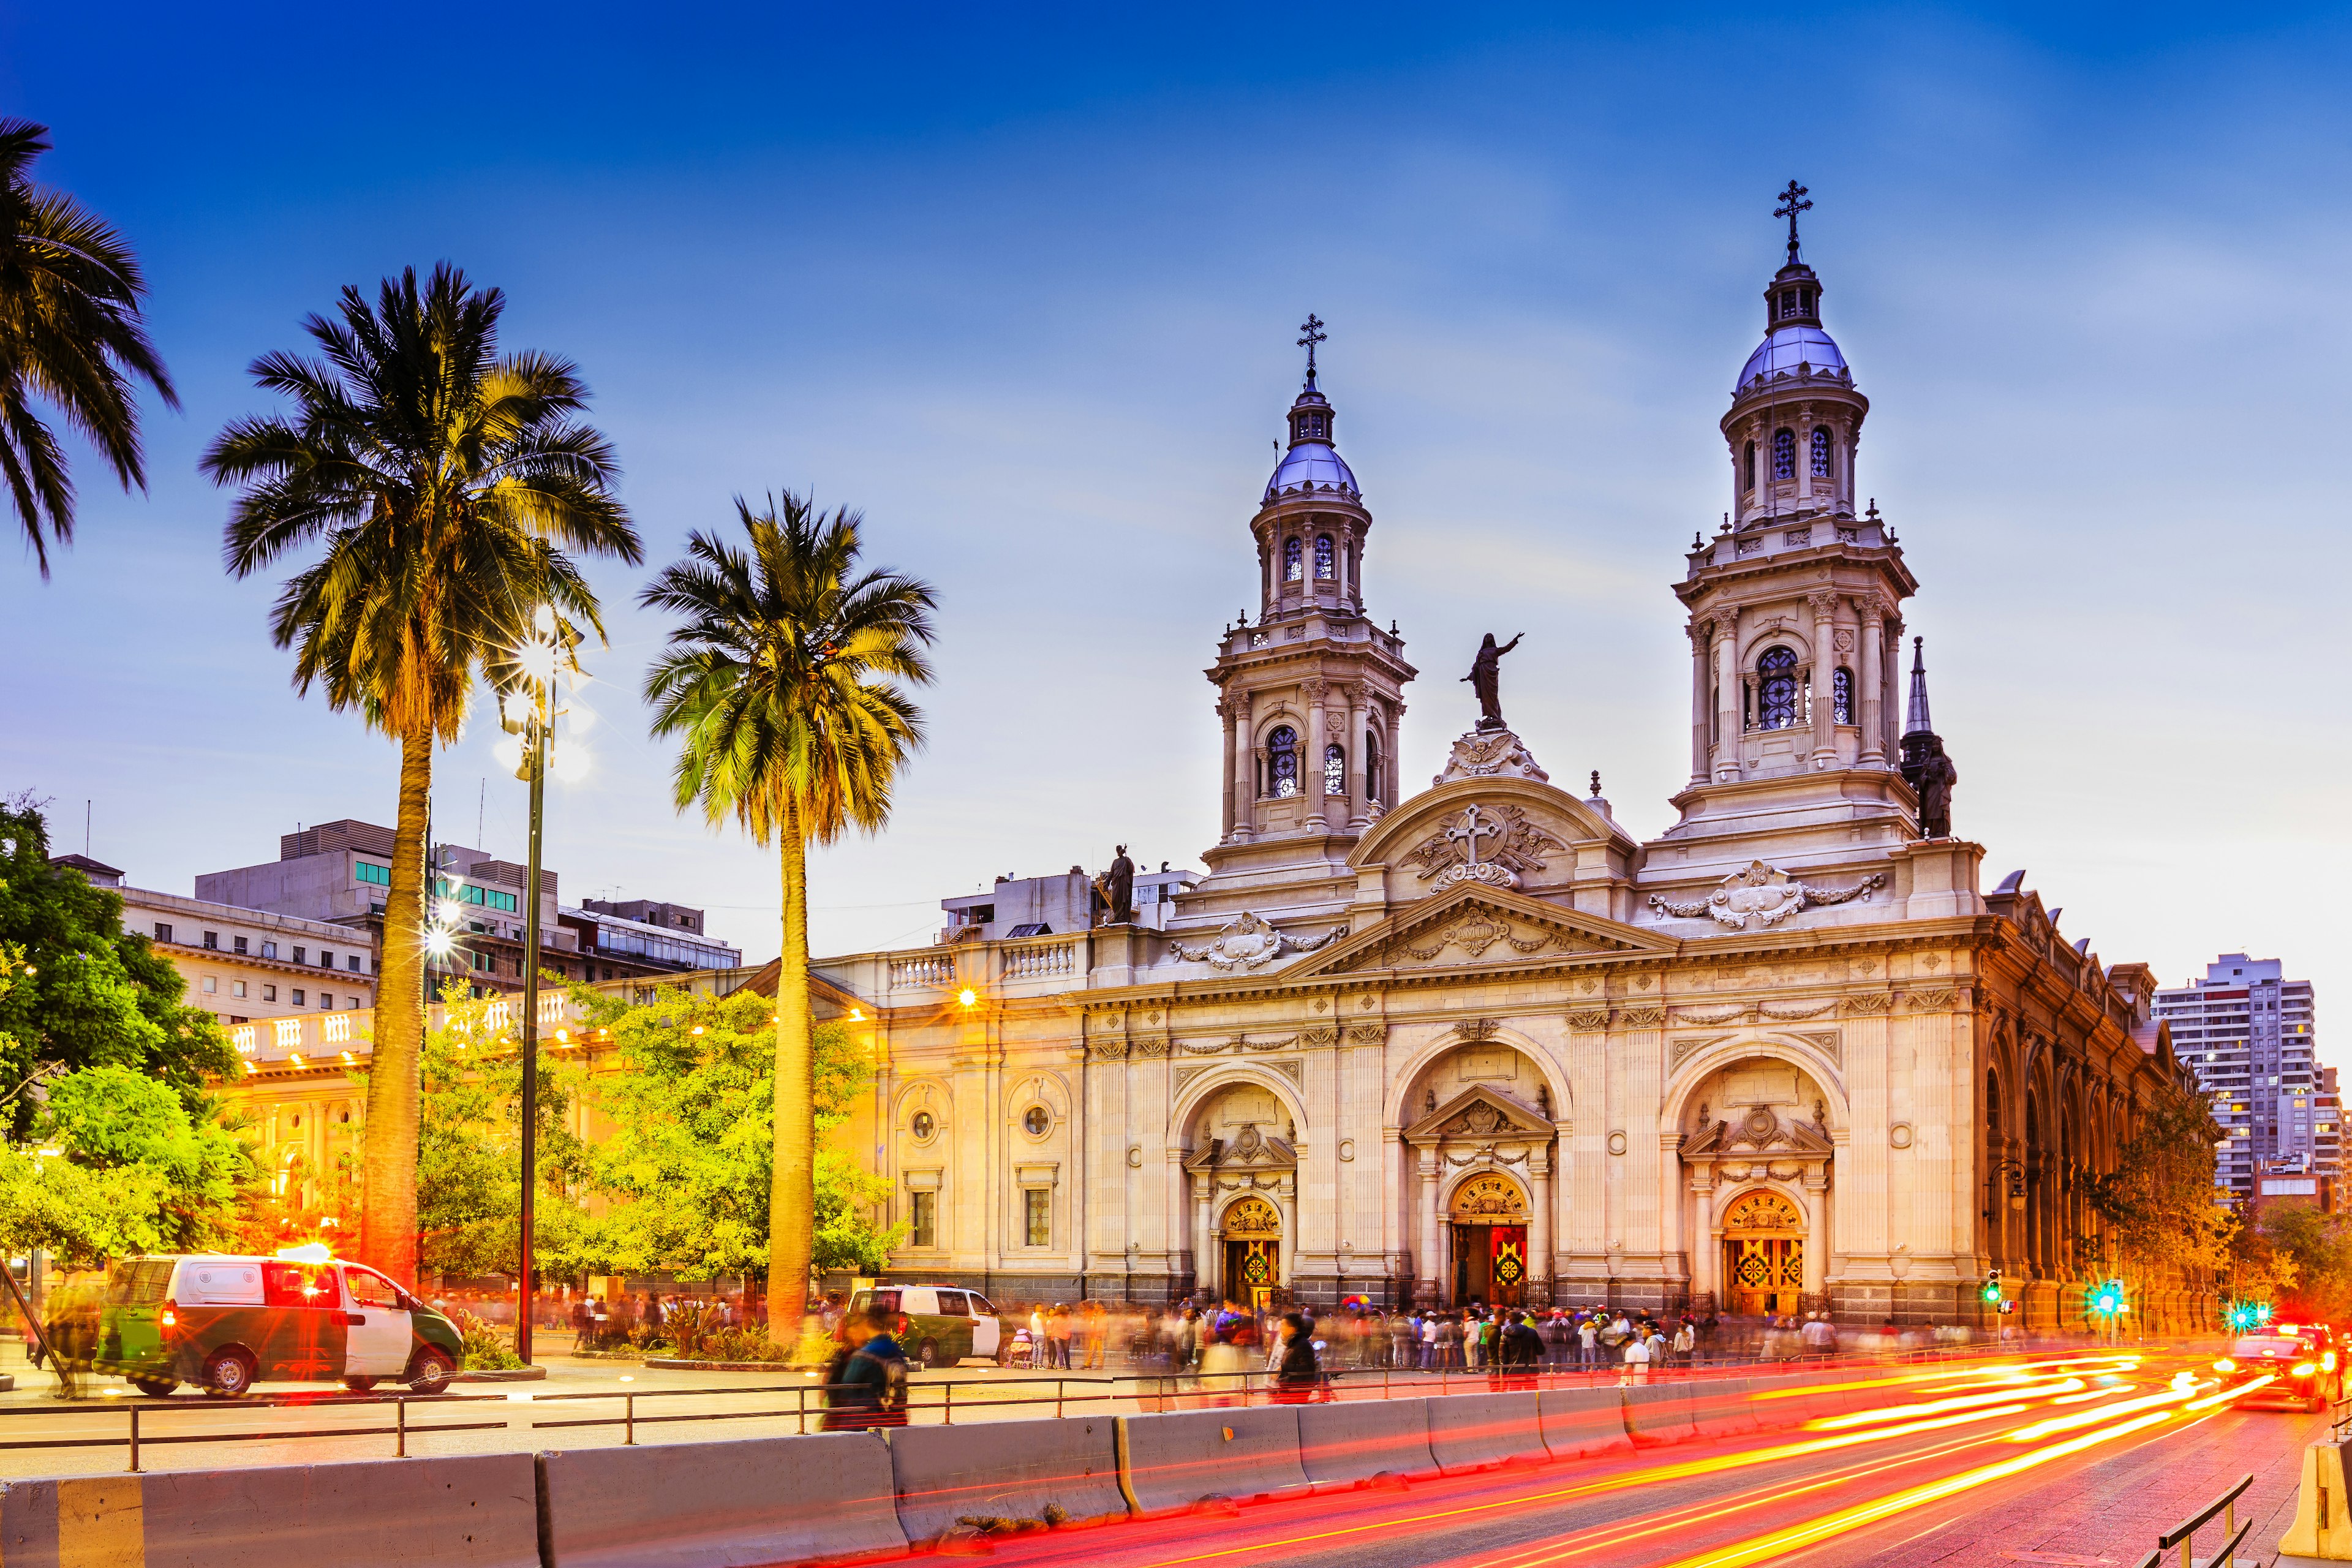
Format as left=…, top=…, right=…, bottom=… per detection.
left=1678, top=1378, right=1758, bottom=1439
left=539, top=1433, right=907, bottom=1567
left=1540, top=1385, right=1633, bottom=1459
left=1117, top=1406, right=1310, bottom=1515
left=2277, top=1438, right=2352, bottom=1560
left=0, top=1454, right=540, bottom=1568
left=1621, top=1381, right=1698, bottom=1447
left=1425, top=1391, right=1549, bottom=1475
left=1297, top=1398, right=1439, bottom=1488
left=888, top=1416, right=1129, bottom=1544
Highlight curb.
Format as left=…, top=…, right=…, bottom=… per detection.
left=644, top=1357, right=809, bottom=1373
left=458, top=1365, right=549, bottom=1382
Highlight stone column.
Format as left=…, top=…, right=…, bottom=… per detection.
left=1808, top=592, right=1838, bottom=769
left=1168, top=1151, right=1193, bottom=1291
left=1303, top=678, right=1329, bottom=829
left=1530, top=1150, right=1555, bottom=1303
left=1883, top=614, right=1904, bottom=764
left=1712, top=621, right=1740, bottom=780
left=1338, top=682, right=1363, bottom=828
left=1277, top=1179, right=1297, bottom=1288
left=1196, top=1185, right=1217, bottom=1299
left=1417, top=1148, right=1440, bottom=1305
left=1804, top=1176, right=1829, bottom=1298
left=1796, top=405, right=1814, bottom=507
left=1231, top=693, right=1256, bottom=842
left=1859, top=600, right=1887, bottom=766
left=1384, top=704, right=1404, bottom=810
left=1692, top=1175, right=1717, bottom=1305
left=1687, top=619, right=1712, bottom=786
left=1217, top=698, right=1238, bottom=840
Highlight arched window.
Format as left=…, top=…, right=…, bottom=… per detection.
left=1772, top=429, right=1795, bottom=480
left=1365, top=728, right=1383, bottom=802
left=1811, top=426, right=1833, bottom=478
left=1743, top=440, right=1756, bottom=492
left=1314, top=535, right=1335, bottom=579
left=1283, top=538, right=1302, bottom=581
left=1266, top=726, right=1299, bottom=797
left=1832, top=666, right=1853, bottom=725
left=1757, top=646, right=1800, bottom=730
left=1324, top=742, right=1344, bottom=796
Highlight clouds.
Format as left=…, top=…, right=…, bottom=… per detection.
left=2, top=6, right=2348, bottom=1022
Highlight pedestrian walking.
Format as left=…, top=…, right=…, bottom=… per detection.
left=1621, top=1331, right=1653, bottom=1385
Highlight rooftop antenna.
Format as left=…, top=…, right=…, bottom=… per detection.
left=84, top=799, right=91, bottom=857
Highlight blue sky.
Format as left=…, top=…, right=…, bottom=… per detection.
left=4, top=6, right=2348, bottom=1029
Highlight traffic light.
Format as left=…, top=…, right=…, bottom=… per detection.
left=2089, top=1280, right=2125, bottom=1316
left=1980, top=1269, right=2003, bottom=1305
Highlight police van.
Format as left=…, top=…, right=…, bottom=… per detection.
left=89, top=1252, right=467, bottom=1396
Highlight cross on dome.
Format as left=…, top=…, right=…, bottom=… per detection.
left=1297, top=312, right=1327, bottom=386
left=1774, top=179, right=1812, bottom=263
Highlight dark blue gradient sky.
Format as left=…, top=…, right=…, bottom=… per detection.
left=4, top=6, right=2347, bottom=1013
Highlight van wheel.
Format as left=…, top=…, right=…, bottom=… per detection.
left=918, top=1339, right=938, bottom=1370
left=343, top=1377, right=379, bottom=1393
left=406, top=1348, right=456, bottom=1395
left=202, top=1350, right=256, bottom=1397
left=130, top=1378, right=176, bottom=1397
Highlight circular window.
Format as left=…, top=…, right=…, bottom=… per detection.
left=1023, top=1106, right=1050, bottom=1137
left=911, top=1111, right=935, bottom=1141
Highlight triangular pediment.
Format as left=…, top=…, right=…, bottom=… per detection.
left=1292, top=881, right=1672, bottom=978
left=1404, top=1084, right=1553, bottom=1142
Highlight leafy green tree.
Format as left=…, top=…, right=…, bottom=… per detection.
left=573, top=983, right=903, bottom=1286
left=2085, top=1084, right=2231, bottom=1303
left=0, top=796, right=234, bottom=1120
left=641, top=494, right=934, bottom=1336
left=412, top=987, right=588, bottom=1281
left=203, top=265, right=640, bottom=1284
left=0, top=119, right=178, bottom=577
left=2259, top=1204, right=2352, bottom=1321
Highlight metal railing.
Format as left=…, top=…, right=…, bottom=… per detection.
left=2127, top=1471, right=2252, bottom=1568
left=0, top=1335, right=2082, bottom=1472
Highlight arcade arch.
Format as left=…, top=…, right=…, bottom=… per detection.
left=1400, top=1037, right=1562, bottom=1308
left=1181, top=1077, right=1302, bottom=1301
left=1674, top=1050, right=1840, bottom=1311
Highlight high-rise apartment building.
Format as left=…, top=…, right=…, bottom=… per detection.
left=2152, top=954, right=2326, bottom=1204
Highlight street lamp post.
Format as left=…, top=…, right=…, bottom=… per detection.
left=499, top=606, right=582, bottom=1366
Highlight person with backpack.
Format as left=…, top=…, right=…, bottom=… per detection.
left=822, top=1305, right=911, bottom=1430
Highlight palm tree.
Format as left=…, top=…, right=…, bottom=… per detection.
left=204, top=263, right=640, bottom=1286
left=0, top=118, right=177, bottom=576
left=642, top=493, right=935, bottom=1338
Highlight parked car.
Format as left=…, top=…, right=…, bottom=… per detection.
left=2213, top=1333, right=2340, bottom=1412
left=91, top=1253, right=466, bottom=1396
left=843, top=1284, right=1003, bottom=1369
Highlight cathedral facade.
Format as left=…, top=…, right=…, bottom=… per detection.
left=821, top=219, right=2207, bottom=1329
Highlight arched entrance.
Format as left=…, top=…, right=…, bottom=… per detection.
left=1449, top=1172, right=1529, bottom=1308
left=1721, top=1190, right=1806, bottom=1314
left=1220, top=1196, right=1282, bottom=1309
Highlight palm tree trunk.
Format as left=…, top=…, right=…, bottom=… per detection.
left=362, top=716, right=431, bottom=1286
left=767, top=790, right=816, bottom=1343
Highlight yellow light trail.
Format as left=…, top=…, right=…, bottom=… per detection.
left=2185, top=1373, right=2274, bottom=1411
left=1640, top=1408, right=2181, bottom=1568
left=2003, top=1381, right=2193, bottom=1441
left=1809, top=1378, right=2084, bottom=1429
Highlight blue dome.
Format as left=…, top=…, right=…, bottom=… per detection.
left=1264, top=441, right=1359, bottom=503
left=1737, top=325, right=1849, bottom=393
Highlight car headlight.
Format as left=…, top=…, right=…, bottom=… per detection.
left=2214, top=1359, right=2236, bottom=1372
left=2295, top=1362, right=2320, bottom=1378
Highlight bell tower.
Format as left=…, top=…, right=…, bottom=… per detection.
left=1202, top=317, right=1415, bottom=883
left=1658, top=185, right=1924, bottom=873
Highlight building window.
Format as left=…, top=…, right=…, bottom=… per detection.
left=911, top=1111, right=936, bottom=1141
left=233, top=935, right=249, bottom=955
left=319, top=993, right=333, bottom=1009
left=355, top=861, right=391, bottom=887
left=1811, top=426, right=1833, bottom=478
left=232, top=980, right=247, bottom=998
left=293, top=947, right=306, bottom=965
left=910, top=1190, right=937, bottom=1248
left=1324, top=742, right=1345, bottom=796
left=319, top=949, right=333, bottom=968
left=1023, top=1188, right=1050, bottom=1248
left=202, top=930, right=219, bottom=950
left=1743, top=440, right=1755, bottom=492
left=202, top=976, right=217, bottom=993
left=291, top=989, right=305, bottom=1006
left=1772, top=429, right=1795, bottom=481
left=1757, top=646, right=1800, bottom=730
left=1265, top=725, right=1300, bottom=797
left=1365, top=728, right=1383, bottom=801
left=154, top=922, right=172, bottom=943
left=1832, top=666, right=1853, bottom=724
left=347, top=956, right=361, bottom=972
left=1023, top=1105, right=1050, bottom=1137
left=263, top=985, right=276, bottom=1002
left=260, top=941, right=277, bottom=959
left=1284, top=538, right=1302, bottom=581
left=1314, top=535, right=1335, bottom=579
